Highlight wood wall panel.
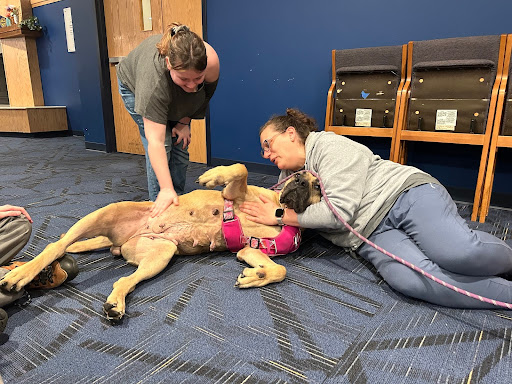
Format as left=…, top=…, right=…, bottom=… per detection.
left=1, top=36, right=44, bottom=106
left=0, top=107, right=67, bottom=133
left=0, top=108, right=27, bottom=131
left=104, top=0, right=163, bottom=58
left=26, top=107, right=67, bottom=132
left=161, top=0, right=203, bottom=36
left=109, top=65, right=144, bottom=155
left=189, top=120, right=207, bottom=163
left=30, top=0, right=60, bottom=7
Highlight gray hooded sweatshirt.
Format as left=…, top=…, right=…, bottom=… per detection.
left=279, top=131, right=438, bottom=250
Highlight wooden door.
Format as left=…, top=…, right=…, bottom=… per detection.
left=103, top=0, right=207, bottom=163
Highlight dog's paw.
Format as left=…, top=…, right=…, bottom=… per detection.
left=103, top=302, right=124, bottom=322
left=0, top=266, right=33, bottom=293
left=196, top=167, right=227, bottom=188
left=235, top=264, right=286, bottom=288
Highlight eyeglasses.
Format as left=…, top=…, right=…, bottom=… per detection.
left=260, top=131, right=284, bottom=157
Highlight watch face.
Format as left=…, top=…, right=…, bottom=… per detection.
left=275, top=208, right=285, bottom=217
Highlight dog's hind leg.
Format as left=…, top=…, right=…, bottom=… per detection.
left=103, top=237, right=177, bottom=321
left=235, top=247, right=287, bottom=288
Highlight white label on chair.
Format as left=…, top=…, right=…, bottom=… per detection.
left=355, top=109, right=372, bottom=127
left=435, top=109, right=457, bottom=131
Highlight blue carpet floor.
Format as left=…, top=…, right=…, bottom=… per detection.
left=1, top=135, right=512, bottom=384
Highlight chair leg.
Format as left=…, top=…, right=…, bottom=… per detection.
left=479, top=150, right=498, bottom=223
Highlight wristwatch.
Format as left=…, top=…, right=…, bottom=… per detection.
left=275, top=208, right=285, bottom=226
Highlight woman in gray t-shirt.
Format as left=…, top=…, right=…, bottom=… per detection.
left=117, top=23, right=220, bottom=218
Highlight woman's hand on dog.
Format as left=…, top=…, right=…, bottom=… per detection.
left=151, top=188, right=179, bottom=217
left=240, top=196, right=300, bottom=227
left=240, top=195, right=279, bottom=226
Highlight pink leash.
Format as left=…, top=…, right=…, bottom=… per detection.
left=272, top=170, right=512, bottom=310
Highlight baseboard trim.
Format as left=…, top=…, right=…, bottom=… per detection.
left=85, top=141, right=107, bottom=152
left=0, top=130, right=71, bottom=138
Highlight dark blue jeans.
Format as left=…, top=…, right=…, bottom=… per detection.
left=358, top=183, right=512, bottom=309
left=117, top=78, right=189, bottom=199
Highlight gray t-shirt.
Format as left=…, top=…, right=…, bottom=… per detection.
left=116, top=35, right=218, bottom=125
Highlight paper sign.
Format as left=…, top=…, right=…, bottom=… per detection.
left=435, top=109, right=457, bottom=131
left=355, top=108, right=372, bottom=127
left=63, top=7, right=75, bottom=53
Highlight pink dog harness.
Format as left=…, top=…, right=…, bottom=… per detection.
left=221, top=199, right=301, bottom=256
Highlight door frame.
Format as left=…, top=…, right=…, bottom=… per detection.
left=94, top=0, right=116, bottom=153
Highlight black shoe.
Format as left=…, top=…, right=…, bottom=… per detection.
left=0, top=308, right=7, bottom=333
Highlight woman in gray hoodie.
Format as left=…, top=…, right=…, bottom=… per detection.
left=240, top=108, right=512, bottom=309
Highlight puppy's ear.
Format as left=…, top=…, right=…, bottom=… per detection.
left=309, top=179, right=322, bottom=205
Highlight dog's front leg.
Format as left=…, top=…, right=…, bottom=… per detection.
left=103, top=238, right=177, bottom=321
left=235, top=247, right=286, bottom=288
left=0, top=204, right=126, bottom=292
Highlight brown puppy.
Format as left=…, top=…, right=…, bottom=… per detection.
left=0, top=164, right=321, bottom=321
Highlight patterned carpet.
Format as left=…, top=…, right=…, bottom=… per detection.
left=1, top=134, right=511, bottom=384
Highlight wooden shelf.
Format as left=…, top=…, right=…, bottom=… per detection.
left=400, top=130, right=485, bottom=145
left=326, top=125, right=394, bottom=138
left=0, top=25, right=42, bottom=39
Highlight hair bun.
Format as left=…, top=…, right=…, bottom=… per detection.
left=286, top=108, right=317, bottom=128
left=171, top=25, right=190, bottom=37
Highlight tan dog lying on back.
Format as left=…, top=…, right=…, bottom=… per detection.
left=0, top=164, right=321, bottom=321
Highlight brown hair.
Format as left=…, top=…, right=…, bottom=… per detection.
left=156, top=23, right=207, bottom=71
left=260, top=108, right=318, bottom=143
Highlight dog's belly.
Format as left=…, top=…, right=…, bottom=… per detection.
left=129, top=190, right=227, bottom=255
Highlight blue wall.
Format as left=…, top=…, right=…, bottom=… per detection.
left=32, top=0, right=512, bottom=202
left=34, top=0, right=106, bottom=147
left=206, top=0, right=512, bottom=201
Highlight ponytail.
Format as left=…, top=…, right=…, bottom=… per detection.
left=156, top=23, right=207, bottom=71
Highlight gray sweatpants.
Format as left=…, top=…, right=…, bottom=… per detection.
left=358, top=183, right=512, bottom=309
left=0, top=215, right=32, bottom=307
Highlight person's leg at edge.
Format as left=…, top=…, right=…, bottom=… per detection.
left=0, top=216, right=32, bottom=266
left=0, top=216, right=31, bottom=331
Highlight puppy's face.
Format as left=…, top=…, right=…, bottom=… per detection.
left=279, top=172, right=322, bottom=213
